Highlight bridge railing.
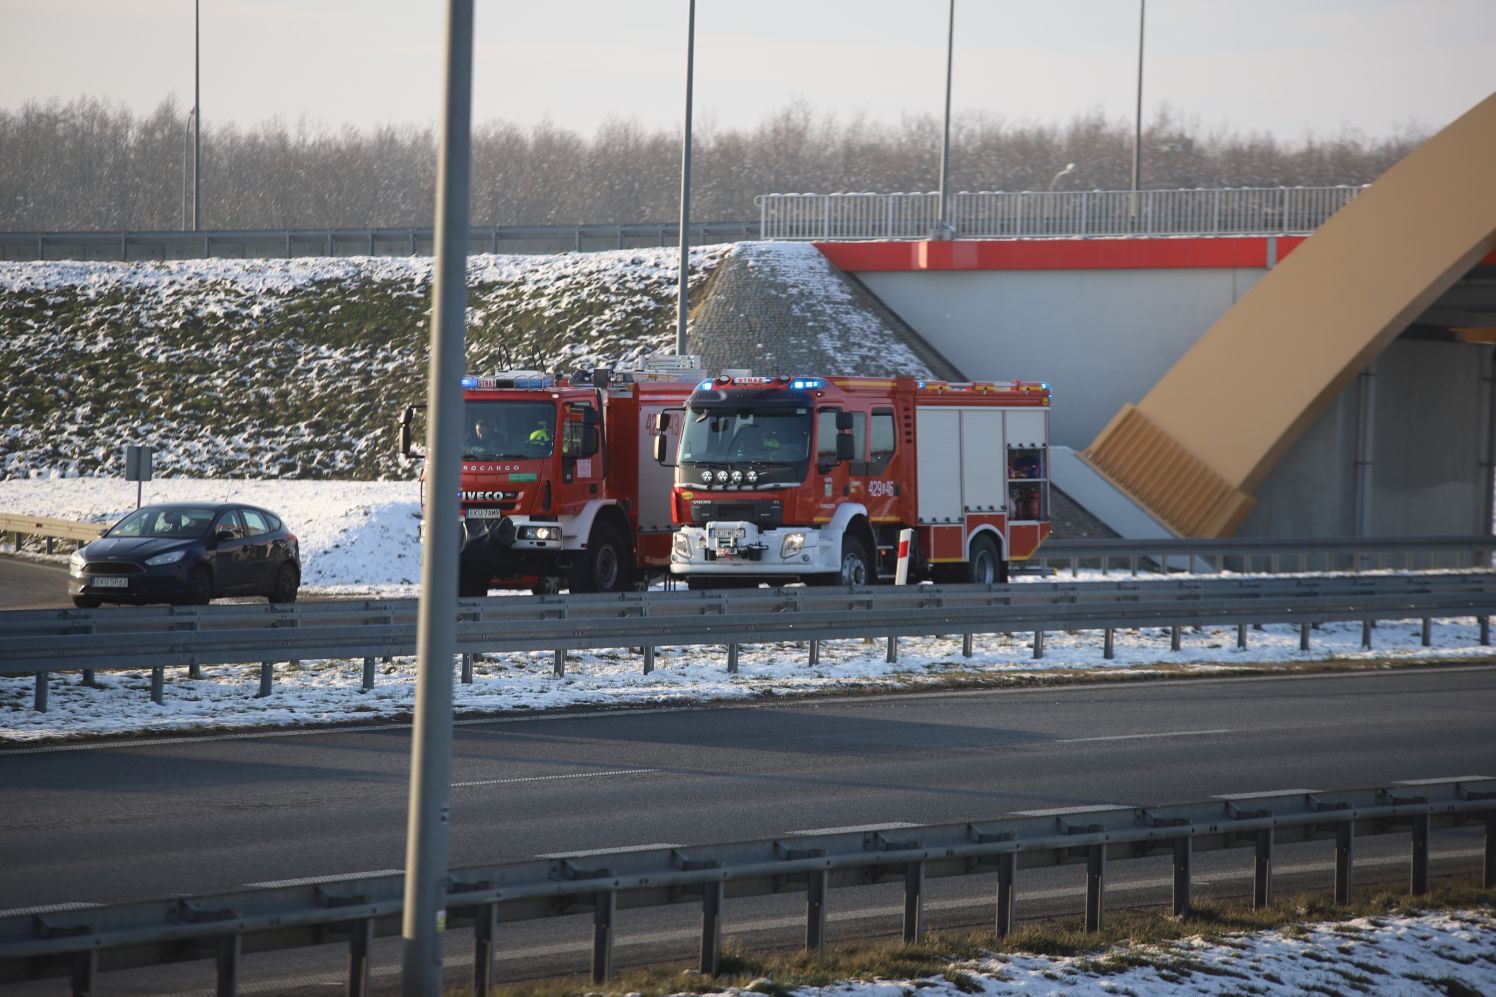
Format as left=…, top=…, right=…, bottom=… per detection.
left=755, top=185, right=1366, bottom=241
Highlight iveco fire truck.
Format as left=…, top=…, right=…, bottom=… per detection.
left=658, top=374, right=1051, bottom=587
left=400, top=355, right=702, bottom=596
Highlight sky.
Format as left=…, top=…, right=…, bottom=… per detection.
left=3, top=0, right=1494, bottom=141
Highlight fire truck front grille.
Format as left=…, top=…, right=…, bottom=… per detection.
left=688, top=500, right=783, bottom=529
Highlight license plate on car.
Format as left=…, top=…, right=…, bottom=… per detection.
left=92, top=576, right=128, bottom=588
left=465, top=508, right=506, bottom=519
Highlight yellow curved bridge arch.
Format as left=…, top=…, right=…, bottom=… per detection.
left=1085, top=91, right=1496, bottom=537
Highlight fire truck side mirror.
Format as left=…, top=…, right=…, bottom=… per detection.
left=399, top=405, right=426, bottom=459
left=578, top=425, right=600, bottom=457
left=652, top=412, right=672, bottom=432
left=653, top=434, right=668, bottom=464
left=835, top=432, right=856, bottom=462
left=835, top=411, right=855, bottom=431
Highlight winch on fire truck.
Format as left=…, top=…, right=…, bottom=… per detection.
left=400, top=355, right=703, bottom=596
left=654, top=373, right=1052, bottom=589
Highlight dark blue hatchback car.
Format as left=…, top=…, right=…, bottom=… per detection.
left=68, top=503, right=301, bottom=608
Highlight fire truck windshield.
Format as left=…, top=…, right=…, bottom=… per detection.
left=679, top=405, right=811, bottom=465
left=464, top=400, right=555, bottom=459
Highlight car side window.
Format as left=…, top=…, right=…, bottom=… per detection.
left=241, top=509, right=269, bottom=536
left=215, top=510, right=245, bottom=539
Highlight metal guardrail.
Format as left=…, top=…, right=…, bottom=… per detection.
left=2, top=778, right=1492, bottom=990
left=755, top=186, right=1365, bottom=241
left=1037, top=535, right=1496, bottom=576
left=5, top=573, right=1494, bottom=712
left=0, top=513, right=102, bottom=556
left=0, top=221, right=762, bottom=263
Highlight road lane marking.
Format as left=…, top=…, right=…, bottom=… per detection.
left=0, top=901, right=103, bottom=918
left=244, top=869, right=405, bottom=889
left=452, top=767, right=656, bottom=788
left=784, top=821, right=920, bottom=836
left=536, top=843, right=684, bottom=859
left=1055, top=728, right=1232, bottom=743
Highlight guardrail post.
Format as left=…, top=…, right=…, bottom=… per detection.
left=903, top=860, right=925, bottom=942
left=461, top=652, right=473, bottom=684
left=70, top=950, right=97, bottom=995
left=362, top=657, right=376, bottom=692
left=700, top=877, right=724, bottom=976
left=592, top=889, right=615, bottom=983
left=1481, top=616, right=1491, bottom=647
left=1085, top=844, right=1106, bottom=932
left=1170, top=625, right=1181, bottom=652
left=1299, top=623, right=1311, bottom=651
left=643, top=645, right=655, bottom=674
left=81, top=668, right=98, bottom=687
left=996, top=852, right=1016, bottom=937
left=1362, top=620, right=1373, bottom=650
left=962, top=633, right=974, bottom=657
left=473, top=903, right=498, bottom=996
left=1485, top=811, right=1496, bottom=889
left=808, top=640, right=819, bottom=666
left=216, top=932, right=241, bottom=996
left=33, top=672, right=47, bottom=713
left=1335, top=819, right=1354, bottom=905
left=886, top=636, right=898, bottom=663
left=1421, top=618, right=1432, bottom=647
left=1032, top=630, right=1045, bottom=659
left=349, top=916, right=374, bottom=997
left=1172, top=836, right=1191, bottom=917
left=257, top=662, right=273, bottom=698
left=727, top=643, right=739, bottom=674
left=806, top=867, right=828, bottom=956
left=1237, top=624, right=1248, bottom=649
left=1103, top=628, right=1115, bottom=659
left=151, top=665, right=165, bottom=705
left=554, top=649, right=566, bottom=677
left=1253, top=829, right=1274, bottom=908
left=188, top=663, right=203, bottom=680
left=1411, top=813, right=1430, bottom=895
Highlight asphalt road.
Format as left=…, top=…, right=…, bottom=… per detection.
left=0, top=554, right=70, bottom=610
left=4, top=666, right=1496, bottom=990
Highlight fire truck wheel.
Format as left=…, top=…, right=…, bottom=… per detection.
left=966, top=535, right=1008, bottom=584
left=570, top=522, right=632, bottom=593
left=837, top=534, right=872, bottom=587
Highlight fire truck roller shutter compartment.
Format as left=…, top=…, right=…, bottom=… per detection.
left=960, top=409, right=1005, bottom=513
left=915, top=408, right=962, bottom=523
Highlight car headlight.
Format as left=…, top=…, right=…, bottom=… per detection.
left=780, top=532, right=807, bottom=558
left=70, top=550, right=85, bottom=567
left=145, top=550, right=187, bottom=566
left=533, top=526, right=559, bottom=541
left=672, top=533, right=692, bottom=558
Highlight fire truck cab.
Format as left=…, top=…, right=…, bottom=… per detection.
left=662, top=374, right=1051, bottom=587
left=400, top=356, right=702, bottom=596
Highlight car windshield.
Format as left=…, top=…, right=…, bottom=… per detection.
left=679, top=405, right=811, bottom=464
left=108, top=507, right=216, bottom=539
left=464, top=400, right=556, bottom=459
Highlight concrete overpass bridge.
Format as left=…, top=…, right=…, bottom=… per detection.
left=801, top=91, right=1496, bottom=543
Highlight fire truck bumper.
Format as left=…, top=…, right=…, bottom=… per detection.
left=669, top=522, right=836, bottom=577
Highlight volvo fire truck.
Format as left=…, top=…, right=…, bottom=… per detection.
left=659, top=374, right=1051, bottom=587
left=400, top=355, right=702, bottom=596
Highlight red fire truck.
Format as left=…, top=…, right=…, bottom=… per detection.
left=400, top=356, right=702, bottom=596
left=659, top=374, right=1051, bottom=587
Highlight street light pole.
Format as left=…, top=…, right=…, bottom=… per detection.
left=401, top=0, right=473, bottom=992
left=1049, top=163, right=1076, bottom=191
left=675, top=0, right=696, bottom=356
left=193, top=0, right=201, bottom=231
left=1131, top=0, right=1145, bottom=196
left=936, top=0, right=955, bottom=239
left=181, top=109, right=196, bottom=231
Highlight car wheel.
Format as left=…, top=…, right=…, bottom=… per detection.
left=569, top=522, right=633, bottom=594
left=185, top=565, right=214, bottom=605
left=269, top=563, right=300, bottom=603
left=71, top=595, right=101, bottom=609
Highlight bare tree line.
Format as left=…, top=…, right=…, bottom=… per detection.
left=0, top=96, right=1424, bottom=232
